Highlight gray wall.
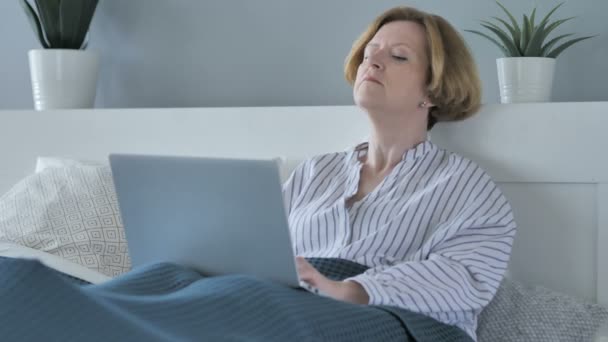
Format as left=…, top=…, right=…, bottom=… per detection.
left=1, top=0, right=606, bottom=109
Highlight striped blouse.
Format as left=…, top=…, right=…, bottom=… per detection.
left=282, top=140, right=517, bottom=340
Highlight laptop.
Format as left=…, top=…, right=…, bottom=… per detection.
left=109, top=153, right=325, bottom=295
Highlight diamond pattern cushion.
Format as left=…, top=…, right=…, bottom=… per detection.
left=0, top=165, right=130, bottom=277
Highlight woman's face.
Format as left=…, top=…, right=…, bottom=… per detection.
left=353, top=20, right=432, bottom=115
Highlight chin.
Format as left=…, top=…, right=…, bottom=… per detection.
left=354, top=95, right=385, bottom=113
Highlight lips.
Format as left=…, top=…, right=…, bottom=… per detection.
left=363, top=75, right=382, bottom=85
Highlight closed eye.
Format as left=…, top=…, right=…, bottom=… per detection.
left=393, top=56, right=408, bottom=61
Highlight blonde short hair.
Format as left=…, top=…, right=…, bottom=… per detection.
left=345, top=7, right=481, bottom=130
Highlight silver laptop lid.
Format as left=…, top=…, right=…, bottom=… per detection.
left=109, top=154, right=299, bottom=287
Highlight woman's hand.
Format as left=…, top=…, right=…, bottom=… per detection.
left=295, top=256, right=369, bottom=305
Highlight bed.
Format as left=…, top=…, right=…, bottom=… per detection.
left=1, top=103, right=607, bottom=341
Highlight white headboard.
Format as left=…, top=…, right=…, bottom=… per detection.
left=1, top=103, right=606, bottom=308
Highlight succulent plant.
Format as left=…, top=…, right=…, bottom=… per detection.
left=19, top=0, right=99, bottom=49
left=465, top=1, right=594, bottom=58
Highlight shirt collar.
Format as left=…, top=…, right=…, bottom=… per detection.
left=350, top=140, right=436, bottom=164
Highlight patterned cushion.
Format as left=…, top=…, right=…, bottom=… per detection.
left=0, top=165, right=130, bottom=277
left=477, top=277, right=608, bottom=342
left=35, top=156, right=104, bottom=173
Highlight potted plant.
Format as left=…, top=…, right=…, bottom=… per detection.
left=465, top=1, right=594, bottom=103
left=20, top=0, right=100, bottom=110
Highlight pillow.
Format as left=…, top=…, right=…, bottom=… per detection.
left=477, top=277, right=608, bottom=342
left=10, top=155, right=292, bottom=278
left=0, top=165, right=130, bottom=277
left=35, top=156, right=104, bottom=173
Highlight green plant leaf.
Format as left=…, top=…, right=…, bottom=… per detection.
left=542, top=17, right=575, bottom=41
left=521, top=2, right=571, bottom=57
left=482, top=20, right=512, bottom=37
left=521, top=15, right=531, bottom=52
left=524, top=21, right=549, bottom=56
left=19, top=0, right=49, bottom=48
left=34, top=0, right=62, bottom=47
left=472, top=1, right=595, bottom=59
left=546, top=36, right=595, bottom=58
left=536, top=2, right=565, bottom=29
left=492, top=16, right=521, bottom=51
left=495, top=1, right=522, bottom=35
left=540, top=33, right=573, bottom=56
left=464, top=29, right=511, bottom=56
left=58, top=0, right=99, bottom=49
left=479, top=21, right=521, bottom=56
left=529, top=7, right=537, bottom=29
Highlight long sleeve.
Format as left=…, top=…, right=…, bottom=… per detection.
left=345, top=181, right=516, bottom=327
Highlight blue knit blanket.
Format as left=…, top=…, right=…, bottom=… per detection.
left=0, top=257, right=472, bottom=342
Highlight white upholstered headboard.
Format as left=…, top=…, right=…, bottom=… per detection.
left=0, top=103, right=606, bottom=308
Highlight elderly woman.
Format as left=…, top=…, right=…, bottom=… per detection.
left=0, top=6, right=514, bottom=342
left=292, top=6, right=516, bottom=341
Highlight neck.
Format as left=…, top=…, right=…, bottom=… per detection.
left=363, top=109, right=428, bottom=173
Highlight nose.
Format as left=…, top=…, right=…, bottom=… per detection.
left=365, top=51, right=384, bottom=71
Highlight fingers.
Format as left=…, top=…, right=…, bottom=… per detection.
left=295, top=256, right=305, bottom=273
left=295, top=256, right=320, bottom=286
left=295, top=256, right=312, bottom=272
left=295, top=257, right=311, bottom=276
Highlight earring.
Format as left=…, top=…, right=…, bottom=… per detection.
left=418, top=101, right=427, bottom=108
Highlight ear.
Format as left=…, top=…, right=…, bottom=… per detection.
left=419, top=100, right=436, bottom=109
left=423, top=96, right=436, bottom=108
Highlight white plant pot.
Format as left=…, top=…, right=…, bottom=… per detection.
left=496, top=57, right=556, bottom=104
left=28, top=49, right=100, bottom=110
